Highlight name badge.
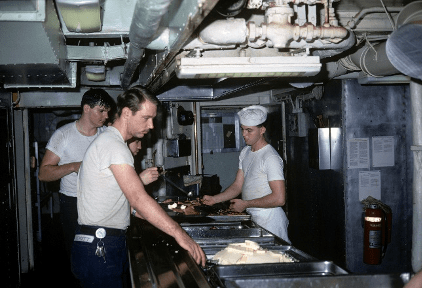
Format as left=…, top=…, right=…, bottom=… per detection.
left=74, top=234, right=95, bottom=243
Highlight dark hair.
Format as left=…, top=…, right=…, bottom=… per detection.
left=81, top=89, right=113, bottom=109
left=116, top=86, right=159, bottom=116
left=256, top=119, right=268, bottom=128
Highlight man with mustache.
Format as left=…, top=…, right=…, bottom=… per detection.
left=72, top=86, right=205, bottom=288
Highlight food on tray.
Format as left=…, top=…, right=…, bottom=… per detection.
left=166, top=198, right=202, bottom=215
left=212, top=240, right=296, bottom=265
left=163, top=198, right=247, bottom=216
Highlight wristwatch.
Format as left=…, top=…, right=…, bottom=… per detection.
left=132, top=209, right=137, bottom=216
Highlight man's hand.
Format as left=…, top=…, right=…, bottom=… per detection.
left=202, top=195, right=217, bottom=206
left=140, top=167, right=159, bottom=185
left=229, top=199, right=248, bottom=212
left=173, top=229, right=206, bottom=267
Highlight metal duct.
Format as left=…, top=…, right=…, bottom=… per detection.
left=346, top=41, right=399, bottom=77
left=0, top=0, right=70, bottom=87
left=386, top=1, right=422, bottom=81
left=410, top=80, right=422, bottom=273
left=121, top=0, right=172, bottom=90
left=386, top=24, right=422, bottom=80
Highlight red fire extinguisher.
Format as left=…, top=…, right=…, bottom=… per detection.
left=363, top=204, right=391, bottom=265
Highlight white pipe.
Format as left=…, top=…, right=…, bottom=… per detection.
left=410, top=80, right=422, bottom=273
left=154, top=139, right=164, bottom=167
left=166, top=109, right=173, bottom=140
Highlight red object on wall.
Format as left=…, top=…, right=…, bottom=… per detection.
left=363, top=204, right=388, bottom=265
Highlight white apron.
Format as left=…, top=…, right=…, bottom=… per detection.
left=240, top=145, right=291, bottom=244
left=246, top=207, right=291, bottom=244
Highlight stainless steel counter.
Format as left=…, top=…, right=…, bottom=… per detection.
left=127, top=215, right=410, bottom=288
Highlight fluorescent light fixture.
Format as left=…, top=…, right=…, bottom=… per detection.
left=176, top=56, right=322, bottom=79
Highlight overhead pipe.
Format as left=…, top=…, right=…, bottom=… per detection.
left=346, top=7, right=402, bottom=29
left=121, top=0, right=173, bottom=90
left=345, top=41, right=400, bottom=77
left=198, top=3, right=348, bottom=50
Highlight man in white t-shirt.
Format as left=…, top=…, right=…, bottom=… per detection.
left=71, top=86, right=206, bottom=288
left=38, top=89, right=113, bottom=257
left=203, top=105, right=290, bottom=244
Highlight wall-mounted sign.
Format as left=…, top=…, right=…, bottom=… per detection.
left=347, top=138, right=370, bottom=169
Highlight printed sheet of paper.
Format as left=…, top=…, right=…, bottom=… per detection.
left=359, top=171, right=381, bottom=201
left=372, top=136, right=395, bottom=167
left=347, top=138, right=370, bottom=169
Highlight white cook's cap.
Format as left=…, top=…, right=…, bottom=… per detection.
left=238, top=105, right=268, bottom=126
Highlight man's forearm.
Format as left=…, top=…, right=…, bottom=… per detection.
left=244, top=193, right=284, bottom=209
left=214, top=186, right=241, bottom=203
left=38, top=163, right=78, bottom=182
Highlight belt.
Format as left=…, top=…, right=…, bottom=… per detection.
left=78, top=225, right=126, bottom=237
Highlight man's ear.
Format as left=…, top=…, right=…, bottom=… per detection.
left=83, top=104, right=90, bottom=113
left=121, top=107, right=132, bottom=119
left=260, top=126, right=266, bottom=135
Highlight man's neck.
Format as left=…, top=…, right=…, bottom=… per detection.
left=250, top=138, right=267, bottom=152
left=112, top=118, right=130, bottom=142
left=77, top=117, right=97, bottom=136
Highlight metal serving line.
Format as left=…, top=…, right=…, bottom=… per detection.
left=126, top=201, right=410, bottom=288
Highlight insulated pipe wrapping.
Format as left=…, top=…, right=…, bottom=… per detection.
left=199, top=18, right=247, bottom=45
left=347, top=41, right=399, bottom=77
left=410, top=80, right=422, bottom=273
left=121, top=0, right=172, bottom=89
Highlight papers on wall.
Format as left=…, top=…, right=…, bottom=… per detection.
left=359, top=171, right=381, bottom=201
left=372, top=136, right=395, bottom=167
left=347, top=138, right=370, bottom=169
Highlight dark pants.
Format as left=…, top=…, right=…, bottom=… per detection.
left=71, top=225, right=128, bottom=288
left=59, top=193, right=79, bottom=258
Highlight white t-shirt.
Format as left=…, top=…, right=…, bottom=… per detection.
left=239, top=144, right=285, bottom=201
left=77, top=126, right=134, bottom=230
left=46, top=121, right=105, bottom=197
left=239, top=144, right=291, bottom=243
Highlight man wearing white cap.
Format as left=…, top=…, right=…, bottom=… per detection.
left=203, top=105, right=290, bottom=244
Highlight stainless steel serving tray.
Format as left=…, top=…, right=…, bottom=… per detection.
left=204, top=245, right=315, bottom=263
left=222, top=273, right=409, bottom=288
left=182, top=222, right=270, bottom=239
left=211, top=261, right=347, bottom=278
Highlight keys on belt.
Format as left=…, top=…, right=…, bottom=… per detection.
left=95, top=228, right=106, bottom=263
left=74, top=227, right=107, bottom=263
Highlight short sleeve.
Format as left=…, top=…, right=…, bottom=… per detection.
left=46, top=129, right=65, bottom=158
left=264, top=155, right=284, bottom=181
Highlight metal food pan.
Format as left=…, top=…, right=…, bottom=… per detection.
left=180, top=221, right=249, bottom=228
left=196, top=236, right=278, bottom=247
left=184, top=227, right=264, bottom=239
left=204, top=245, right=315, bottom=262
left=212, top=261, right=348, bottom=279
left=205, top=215, right=251, bottom=222
left=182, top=222, right=272, bottom=239
left=223, top=273, right=409, bottom=288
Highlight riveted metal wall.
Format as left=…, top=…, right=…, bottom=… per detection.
left=286, top=79, right=412, bottom=273
left=343, top=79, right=412, bottom=273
